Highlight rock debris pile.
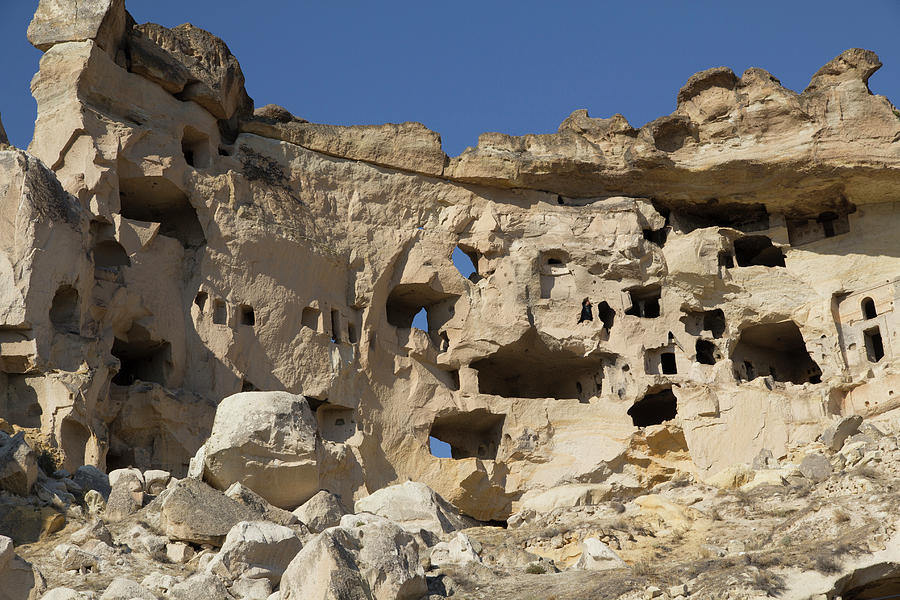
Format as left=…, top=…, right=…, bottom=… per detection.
left=1, top=0, right=899, bottom=598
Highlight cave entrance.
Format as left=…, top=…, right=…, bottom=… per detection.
left=182, top=126, right=211, bottom=169
left=865, top=327, right=885, bottom=363
left=625, top=285, right=662, bottom=318
left=696, top=339, right=717, bottom=365
left=733, top=235, right=785, bottom=267
left=119, top=177, right=206, bottom=248
left=50, top=285, right=80, bottom=334
left=732, top=321, right=821, bottom=384
left=862, top=297, right=877, bottom=320
left=471, top=329, right=606, bottom=400
left=628, top=388, right=677, bottom=427
left=111, top=331, right=172, bottom=387
left=429, top=409, right=505, bottom=460
left=386, top=283, right=458, bottom=344
left=597, top=301, right=615, bottom=330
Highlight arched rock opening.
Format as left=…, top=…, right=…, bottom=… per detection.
left=49, top=285, right=80, bottom=334
left=119, top=177, right=206, bottom=248
left=471, top=329, right=606, bottom=399
left=732, top=321, right=821, bottom=384
left=628, top=388, right=677, bottom=427
left=430, top=409, right=505, bottom=460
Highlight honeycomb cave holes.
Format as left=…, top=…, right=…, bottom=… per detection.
left=625, top=285, right=661, bottom=318
left=471, top=329, right=605, bottom=400
left=452, top=245, right=480, bottom=282
left=733, top=235, right=785, bottom=268
left=181, top=126, right=211, bottom=169
left=110, top=331, right=172, bottom=387
left=429, top=410, right=505, bottom=460
left=118, top=176, right=206, bottom=248
left=50, top=285, right=80, bottom=334
left=732, top=321, right=822, bottom=384
left=628, top=387, right=677, bottom=427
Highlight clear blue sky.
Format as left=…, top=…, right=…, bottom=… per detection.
left=2, top=1, right=900, bottom=155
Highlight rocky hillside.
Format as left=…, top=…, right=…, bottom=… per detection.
left=1, top=0, right=899, bottom=598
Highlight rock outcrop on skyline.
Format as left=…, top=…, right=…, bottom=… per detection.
left=1, top=0, right=899, bottom=598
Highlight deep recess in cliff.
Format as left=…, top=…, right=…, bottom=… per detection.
left=1, top=0, right=900, bottom=599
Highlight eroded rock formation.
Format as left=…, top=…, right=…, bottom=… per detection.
left=1, top=0, right=900, bottom=597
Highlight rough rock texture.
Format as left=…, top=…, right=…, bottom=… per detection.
left=0, top=432, right=38, bottom=496
left=157, top=478, right=259, bottom=545
left=202, top=391, right=318, bottom=509
left=206, top=520, right=301, bottom=584
left=292, top=490, right=347, bottom=533
left=4, top=1, right=900, bottom=597
left=0, top=535, right=40, bottom=600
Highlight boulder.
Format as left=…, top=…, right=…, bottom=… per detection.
left=292, top=490, right=347, bottom=533
left=339, top=513, right=427, bottom=600
left=517, top=483, right=612, bottom=514
left=280, top=529, right=368, bottom=600
left=203, top=392, right=319, bottom=510
left=143, top=470, right=171, bottom=495
left=168, top=572, right=235, bottom=600
left=224, top=482, right=300, bottom=527
left=159, top=478, right=259, bottom=546
left=573, top=538, right=627, bottom=571
left=206, top=521, right=301, bottom=584
left=430, top=532, right=482, bottom=567
left=800, top=453, right=832, bottom=482
left=40, top=589, right=84, bottom=600
left=0, top=432, right=38, bottom=496
left=27, top=0, right=128, bottom=55
left=108, top=468, right=143, bottom=489
left=103, top=470, right=144, bottom=522
left=166, top=542, right=194, bottom=564
left=0, top=535, right=40, bottom=600
left=84, top=490, right=107, bottom=515
left=230, top=576, right=271, bottom=600
left=353, top=481, right=471, bottom=536
left=70, top=519, right=113, bottom=546
left=73, top=466, right=110, bottom=499
left=99, top=577, right=156, bottom=600
left=53, top=543, right=97, bottom=573
left=822, top=415, right=864, bottom=451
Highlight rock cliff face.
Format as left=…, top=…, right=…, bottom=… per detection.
left=2, top=2, right=900, bottom=597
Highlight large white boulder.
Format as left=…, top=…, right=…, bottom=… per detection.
left=353, top=481, right=471, bottom=536
left=280, top=529, right=368, bottom=600
left=0, top=535, right=40, bottom=600
left=572, top=537, right=627, bottom=571
left=206, top=521, right=302, bottom=584
left=292, top=490, right=347, bottom=533
left=202, top=392, right=319, bottom=509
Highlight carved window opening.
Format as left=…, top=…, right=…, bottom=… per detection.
left=597, top=301, right=616, bottom=330
left=628, top=388, right=677, bottom=427
left=696, top=339, right=717, bottom=365
left=865, top=327, right=885, bottom=363
left=347, top=322, right=358, bottom=344
left=301, top=307, right=320, bottom=331
left=862, top=297, right=877, bottom=320
left=212, top=299, right=227, bottom=325
left=50, top=285, right=80, bottom=334
left=385, top=284, right=459, bottom=347
left=181, top=126, right=211, bottom=169
left=194, top=291, right=208, bottom=312
left=331, top=310, right=341, bottom=343
left=111, top=336, right=171, bottom=387
left=239, top=304, right=255, bottom=326
left=660, top=352, right=677, bottom=374
left=452, top=245, right=481, bottom=282
left=733, top=236, right=785, bottom=268
left=625, top=285, right=661, bottom=318
left=429, top=410, right=505, bottom=460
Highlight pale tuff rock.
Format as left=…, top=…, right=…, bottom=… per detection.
left=3, top=0, right=900, bottom=596
left=0, top=535, right=41, bottom=600
left=353, top=481, right=473, bottom=536
left=0, top=114, right=7, bottom=146
left=291, top=490, right=347, bottom=533
left=98, top=578, right=155, bottom=600
left=202, top=392, right=319, bottom=509
left=158, top=478, right=260, bottom=545
left=572, top=537, right=627, bottom=571
left=205, top=520, right=302, bottom=584
left=27, top=0, right=128, bottom=56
